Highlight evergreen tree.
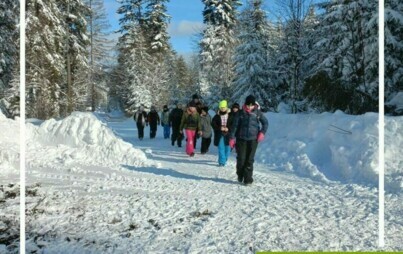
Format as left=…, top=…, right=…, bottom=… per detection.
left=85, top=0, right=112, bottom=111
left=308, top=0, right=378, bottom=114
left=26, top=0, right=66, bottom=119
left=232, top=0, right=272, bottom=110
left=274, top=0, right=315, bottom=113
left=60, top=0, right=91, bottom=115
left=117, top=25, right=153, bottom=112
left=0, top=0, right=19, bottom=117
left=144, top=0, right=171, bottom=55
left=199, top=0, right=241, bottom=105
left=385, top=0, right=403, bottom=101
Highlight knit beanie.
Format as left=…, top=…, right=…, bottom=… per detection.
left=245, top=95, right=256, bottom=105
left=219, top=100, right=228, bottom=109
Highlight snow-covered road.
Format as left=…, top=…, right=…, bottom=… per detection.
left=23, top=112, right=402, bottom=253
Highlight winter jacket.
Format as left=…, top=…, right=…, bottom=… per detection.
left=169, top=108, right=183, bottom=130
left=180, top=109, right=202, bottom=131
left=134, top=111, right=148, bottom=126
left=161, top=110, right=170, bottom=126
left=230, top=106, right=268, bottom=141
left=200, top=114, right=212, bottom=138
left=148, top=111, right=160, bottom=127
left=212, top=110, right=233, bottom=146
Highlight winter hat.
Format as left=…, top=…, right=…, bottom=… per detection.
left=163, top=105, right=168, bottom=109
left=245, top=95, right=256, bottom=105
left=188, top=101, right=197, bottom=108
left=231, top=103, right=240, bottom=110
left=192, top=94, right=199, bottom=100
left=219, top=100, right=228, bottom=109
left=201, top=106, right=209, bottom=113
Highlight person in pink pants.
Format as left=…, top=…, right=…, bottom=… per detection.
left=180, top=102, right=202, bottom=157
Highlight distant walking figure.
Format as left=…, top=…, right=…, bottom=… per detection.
left=180, top=102, right=202, bottom=157
left=169, top=102, right=184, bottom=147
left=161, top=105, right=171, bottom=139
left=229, top=95, right=268, bottom=185
left=200, top=106, right=212, bottom=154
left=148, top=106, right=160, bottom=139
left=134, top=106, right=148, bottom=140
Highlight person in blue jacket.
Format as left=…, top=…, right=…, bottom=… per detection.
left=229, top=95, right=268, bottom=185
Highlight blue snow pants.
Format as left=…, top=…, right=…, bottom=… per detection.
left=163, top=125, right=170, bottom=139
left=218, top=136, right=231, bottom=166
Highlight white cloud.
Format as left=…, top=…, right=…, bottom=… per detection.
left=168, top=20, right=205, bottom=37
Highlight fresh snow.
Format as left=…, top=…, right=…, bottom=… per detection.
left=1, top=110, right=402, bottom=252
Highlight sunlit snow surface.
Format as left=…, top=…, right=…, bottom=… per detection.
left=0, top=111, right=401, bottom=252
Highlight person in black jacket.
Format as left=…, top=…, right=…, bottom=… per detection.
left=229, top=95, right=268, bottom=185
left=148, top=106, right=160, bottom=139
left=133, top=106, right=148, bottom=140
left=212, top=100, right=233, bottom=166
left=169, top=102, right=184, bottom=147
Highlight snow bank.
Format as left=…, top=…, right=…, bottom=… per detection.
left=0, top=111, right=19, bottom=178
left=27, top=112, right=151, bottom=168
left=257, top=111, right=383, bottom=188
left=385, top=117, right=403, bottom=191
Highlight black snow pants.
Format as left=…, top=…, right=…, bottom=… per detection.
left=150, top=123, right=157, bottom=138
left=171, top=126, right=182, bottom=147
left=137, top=122, right=145, bottom=139
left=236, top=139, right=258, bottom=184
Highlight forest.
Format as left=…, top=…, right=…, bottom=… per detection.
left=0, top=0, right=402, bottom=119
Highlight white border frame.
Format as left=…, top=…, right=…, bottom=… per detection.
left=378, top=0, right=385, bottom=248
left=20, top=0, right=26, bottom=252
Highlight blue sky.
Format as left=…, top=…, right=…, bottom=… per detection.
left=104, top=0, right=207, bottom=55
left=103, top=0, right=310, bottom=55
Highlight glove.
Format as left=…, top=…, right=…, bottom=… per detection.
left=229, top=138, right=236, bottom=149
left=257, top=132, right=265, bottom=142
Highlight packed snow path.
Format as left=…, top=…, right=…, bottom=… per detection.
left=25, top=112, right=402, bottom=253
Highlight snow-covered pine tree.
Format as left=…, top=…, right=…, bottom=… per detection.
left=117, top=0, right=144, bottom=32
left=309, top=0, right=378, bottom=114
left=232, top=0, right=272, bottom=110
left=117, top=24, right=153, bottom=112
left=143, top=0, right=171, bottom=56
left=168, top=55, right=193, bottom=103
left=26, top=0, right=66, bottom=119
left=85, top=0, right=112, bottom=111
left=199, top=0, right=241, bottom=106
left=385, top=0, right=403, bottom=101
left=274, top=0, right=315, bottom=113
left=0, top=0, right=19, bottom=117
left=59, top=0, right=91, bottom=115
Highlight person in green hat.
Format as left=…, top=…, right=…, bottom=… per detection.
left=211, top=100, right=233, bottom=166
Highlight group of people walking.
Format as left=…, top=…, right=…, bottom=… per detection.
left=133, top=94, right=268, bottom=185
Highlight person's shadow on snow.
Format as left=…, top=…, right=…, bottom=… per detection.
left=122, top=165, right=236, bottom=185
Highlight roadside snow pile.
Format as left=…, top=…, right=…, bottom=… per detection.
left=257, top=111, right=381, bottom=188
left=27, top=112, right=151, bottom=168
left=385, top=116, right=403, bottom=191
left=0, top=111, right=19, bottom=178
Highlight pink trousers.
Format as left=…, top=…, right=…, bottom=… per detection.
left=185, top=129, right=196, bottom=155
